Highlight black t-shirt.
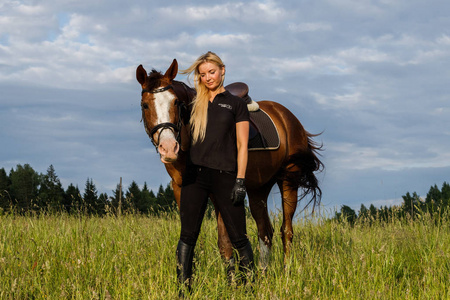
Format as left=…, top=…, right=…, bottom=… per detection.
left=190, top=90, right=250, bottom=172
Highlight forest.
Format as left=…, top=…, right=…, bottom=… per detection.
left=334, top=182, right=450, bottom=224
left=0, top=164, right=177, bottom=215
left=1, top=163, right=449, bottom=222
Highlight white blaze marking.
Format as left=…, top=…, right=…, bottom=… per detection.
left=154, top=89, right=177, bottom=142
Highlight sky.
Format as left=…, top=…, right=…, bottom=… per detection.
left=1, top=0, right=449, bottom=215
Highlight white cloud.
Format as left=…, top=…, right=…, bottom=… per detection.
left=195, top=33, right=253, bottom=48
left=249, top=0, right=286, bottom=21
left=325, top=0, right=396, bottom=16
left=337, top=47, right=390, bottom=63
left=327, top=140, right=450, bottom=172
left=260, top=55, right=351, bottom=77
left=288, top=22, right=332, bottom=33
left=1, top=0, right=450, bottom=212
left=97, top=65, right=135, bottom=84
left=15, top=3, right=47, bottom=15
left=159, top=1, right=286, bottom=23
left=312, top=91, right=377, bottom=110
left=437, top=34, right=450, bottom=45
left=326, top=142, right=403, bottom=171
left=178, top=4, right=236, bottom=20
left=358, top=33, right=450, bottom=66
left=0, top=1, right=56, bottom=41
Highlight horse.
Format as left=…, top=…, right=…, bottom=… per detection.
left=136, top=59, right=323, bottom=267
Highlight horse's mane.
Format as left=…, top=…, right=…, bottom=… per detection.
left=146, top=69, right=164, bottom=91
left=170, top=80, right=195, bottom=108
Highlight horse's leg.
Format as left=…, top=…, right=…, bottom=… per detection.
left=215, top=212, right=233, bottom=260
left=247, top=182, right=274, bottom=270
left=208, top=196, right=233, bottom=260
left=277, top=179, right=298, bottom=257
left=171, top=180, right=181, bottom=208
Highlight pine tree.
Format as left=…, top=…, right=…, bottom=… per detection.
left=402, top=192, right=421, bottom=218
left=369, top=204, right=378, bottom=219
left=340, top=205, right=356, bottom=225
left=163, top=183, right=176, bottom=210
left=155, top=184, right=166, bottom=212
left=441, top=182, right=450, bottom=208
left=358, top=204, right=369, bottom=221
left=9, top=164, right=40, bottom=212
left=148, top=189, right=157, bottom=214
left=99, top=193, right=110, bottom=214
left=65, top=184, right=82, bottom=213
left=140, top=182, right=157, bottom=214
left=0, top=168, right=11, bottom=211
left=380, top=206, right=390, bottom=222
left=112, top=182, right=134, bottom=215
left=425, top=182, right=450, bottom=214
left=155, top=184, right=176, bottom=212
left=426, top=184, right=441, bottom=204
left=38, top=165, right=65, bottom=212
left=125, top=181, right=141, bottom=213
left=83, top=178, right=103, bottom=215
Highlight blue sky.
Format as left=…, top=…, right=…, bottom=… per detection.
left=1, top=0, right=449, bottom=214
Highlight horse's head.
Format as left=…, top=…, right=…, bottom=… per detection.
left=136, top=59, right=191, bottom=164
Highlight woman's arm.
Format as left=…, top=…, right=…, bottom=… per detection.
left=236, top=121, right=249, bottom=179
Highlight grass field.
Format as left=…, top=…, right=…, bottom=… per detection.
left=1, top=210, right=449, bottom=299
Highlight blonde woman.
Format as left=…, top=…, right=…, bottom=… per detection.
left=176, top=52, right=254, bottom=292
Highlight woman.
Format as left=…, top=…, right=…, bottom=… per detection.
left=176, top=51, right=254, bottom=290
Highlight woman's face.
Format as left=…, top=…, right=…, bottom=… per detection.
left=198, top=61, right=224, bottom=91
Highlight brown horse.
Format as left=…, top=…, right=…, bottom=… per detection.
left=136, top=59, right=323, bottom=267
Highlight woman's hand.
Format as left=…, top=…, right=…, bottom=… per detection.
left=231, top=178, right=246, bottom=206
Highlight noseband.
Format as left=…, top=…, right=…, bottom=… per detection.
left=141, top=84, right=186, bottom=153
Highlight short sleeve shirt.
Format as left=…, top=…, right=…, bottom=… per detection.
left=190, top=90, right=250, bottom=172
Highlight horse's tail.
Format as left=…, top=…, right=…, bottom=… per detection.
left=281, top=131, right=324, bottom=210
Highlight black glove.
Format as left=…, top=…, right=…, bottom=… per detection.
left=231, top=178, right=246, bottom=206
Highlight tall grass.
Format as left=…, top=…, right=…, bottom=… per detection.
left=1, top=210, right=449, bottom=299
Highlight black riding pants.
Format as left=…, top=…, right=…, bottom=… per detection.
left=179, top=166, right=249, bottom=249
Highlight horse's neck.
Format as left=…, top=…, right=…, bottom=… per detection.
left=164, top=152, right=187, bottom=188
left=173, top=80, right=195, bottom=105
left=180, top=122, right=191, bottom=152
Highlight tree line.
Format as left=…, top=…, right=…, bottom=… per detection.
left=0, top=164, right=177, bottom=215
left=3, top=163, right=447, bottom=223
left=334, top=181, right=450, bottom=225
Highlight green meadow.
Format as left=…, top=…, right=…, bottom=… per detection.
left=1, top=211, right=449, bottom=299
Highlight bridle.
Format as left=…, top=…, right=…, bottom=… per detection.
left=141, top=83, right=187, bottom=153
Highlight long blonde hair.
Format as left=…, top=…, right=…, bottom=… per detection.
left=179, top=51, right=225, bottom=144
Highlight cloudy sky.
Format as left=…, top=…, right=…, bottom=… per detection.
left=1, top=0, right=449, bottom=214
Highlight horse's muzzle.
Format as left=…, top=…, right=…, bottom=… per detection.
left=158, top=138, right=180, bottom=163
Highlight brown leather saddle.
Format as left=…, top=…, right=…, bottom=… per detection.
left=225, top=82, right=253, bottom=104
left=225, top=82, right=280, bottom=150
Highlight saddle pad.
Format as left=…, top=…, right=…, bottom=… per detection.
left=248, top=109, right=280, bottom=151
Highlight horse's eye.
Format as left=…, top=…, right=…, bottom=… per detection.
left=142, top=103, right=149, bottom=109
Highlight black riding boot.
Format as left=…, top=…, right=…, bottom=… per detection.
left=236, top=241, right=255, bottom=284
left=176, top=240, right=194, bottom=295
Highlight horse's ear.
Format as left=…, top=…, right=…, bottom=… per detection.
left=136, top=64, right=147, bottom=85
left=164, top=59, right=178, bottom=81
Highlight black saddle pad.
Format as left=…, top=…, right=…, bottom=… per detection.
left=248, top=109, right=280, bottom=151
